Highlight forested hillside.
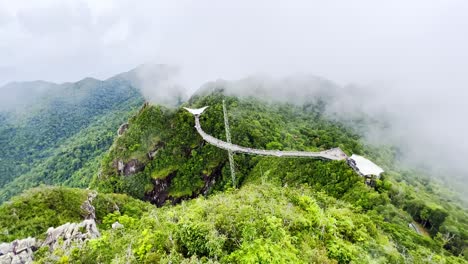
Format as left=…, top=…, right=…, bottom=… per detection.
left=93, top=86, right=467, bottom=262
left=0, top=74, right=144, bottom=202
left=0, top=76, right=466, bottom=263
left=96, top=88, right=364, bottom=204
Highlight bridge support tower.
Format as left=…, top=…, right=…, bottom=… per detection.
left=223, top=100, right=236, bottom=188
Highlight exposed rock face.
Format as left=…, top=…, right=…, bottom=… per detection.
left=0, top=237, right=37, bottom=264
left=0, top=220, right=101, bottom=264
left=117, top=160, right=124, bottom=173
left=145, top=172, right=177, bottom=206
left=42, top=219, right=100, bottom=250
left=117, top=123, right=129, bottom=136
left=115, top=159, right=144, bottom=176
left=123, top=159, right=144, bottom=176
left=145, top=163, right=224, bottom=207
left=81, top=191, right=97, bottom=220
left=115, top=142, right=167, bottom=176
left=0, top=191, right=101, bottom=264
left=199, top=164, right=223, bottom=196
left=0, top=243, right=11, bottom=255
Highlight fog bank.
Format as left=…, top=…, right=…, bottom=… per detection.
left=195, top=74, right=468, bottom=193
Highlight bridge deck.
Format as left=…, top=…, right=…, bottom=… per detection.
left=193, top=115, right=347, bottom=161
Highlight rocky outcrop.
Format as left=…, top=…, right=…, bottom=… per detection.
left=38, top=192, right=101, bottom=256
left=81, top=191, right=97, bottom=220
left=145, top=163, right=224, bottom=207
left=117, top=160, right=124, bottom=172
left=0, top=219, right=100, bottom=264
left=145, top=172, right=177, bottom=206
left=0, top=191, right=101, bottom=264
left=0, top=237, right=37, bottom=264
left=113, top=142, right=165, bottom=177
left=199, top=164, right=224, bottom=196
left=117, top=123, right=129, bottom=136
left=115, top=159, right=145, bottom=176
left=123, top=159, right=144, bottom=176
left=42, top=219, right=100, bottom=250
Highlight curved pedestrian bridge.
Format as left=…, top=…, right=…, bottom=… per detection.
left=184, top=107, right=348, bottom=161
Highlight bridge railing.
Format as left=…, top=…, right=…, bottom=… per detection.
left=193, top=115, right=346, bottom=161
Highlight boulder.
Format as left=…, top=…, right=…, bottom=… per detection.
left=0, top=243, right=12, bottom=255
left=111, top=222, right=124, bottom=229
left=81, top=191, right=97, bottom=220
left=0, top=238, right=37, bottom=264
left=43, top=219, right=100, bottom=250
left=117, top=160, right=125, bottom=174
left=0, top=192, right=101, bottom=263
left=117, top=123, right=129, bottom=136
left=115, top=159, right=144, bottom=176
left=11, top=251, right=32, bottom=264
left=0, top=254, right=12, bottom=263
left=123, top=159, right=144, bottom=176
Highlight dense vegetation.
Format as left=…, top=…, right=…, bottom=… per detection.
left=96, top=90, right=364, bottom=203
left=92, top=87, right=467, bottom=261
left=0, top=184, right=463, bottom=263
left=0, top=76, right=144, bottom=202
left=0, top=77, right=466, bottom=262
left=0, top=186, right=151, bottom=242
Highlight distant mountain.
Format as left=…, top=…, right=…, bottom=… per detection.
left=0, top=68, right=149, bottom=202
left=0, top=80, right=59, bottom=112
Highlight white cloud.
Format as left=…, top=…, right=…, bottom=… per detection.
left=0, top=0, right=465, bottom=88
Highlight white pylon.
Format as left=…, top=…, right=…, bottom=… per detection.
left=223, top=100, right=236, bottom=188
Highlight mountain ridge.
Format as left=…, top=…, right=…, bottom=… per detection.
left=0, top=68, right=466, bottom=263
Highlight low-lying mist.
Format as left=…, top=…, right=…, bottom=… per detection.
left=138, top=68, right=468, bottom=197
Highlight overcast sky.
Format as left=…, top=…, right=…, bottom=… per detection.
left=0, top=0, right=467, bottom=90
left=1, top=0, right=468, bottom=190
